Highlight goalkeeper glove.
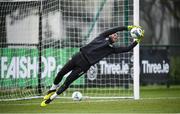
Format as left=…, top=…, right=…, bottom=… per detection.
left=127, top=25, right=142, bottom=31
left=135, top=29, right=145, bottom=43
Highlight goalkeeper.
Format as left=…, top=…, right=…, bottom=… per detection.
left=41, top=25, right=144, bottom=106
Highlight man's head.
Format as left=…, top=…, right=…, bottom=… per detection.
left=109, top=33, right=119, bottom=43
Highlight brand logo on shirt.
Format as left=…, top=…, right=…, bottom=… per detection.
left=105, top=38, right=109, bottom=41
left=109, top=44, right=113, bottom=47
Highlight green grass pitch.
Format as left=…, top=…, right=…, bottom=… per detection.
left=0, top=85, right=180, bottom=113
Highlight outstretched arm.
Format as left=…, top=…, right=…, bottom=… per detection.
left=99, top=26, right=127, bottom=37
left=113, top=26, right=144, bottom=53
left=113, top=41, right=138, bottom=53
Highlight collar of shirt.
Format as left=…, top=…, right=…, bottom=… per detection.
left=105, top=37, right=114, bottom=47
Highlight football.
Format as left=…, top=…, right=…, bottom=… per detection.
left=72, top=91, right=83, bottom=101
left=130, top=27, right=142, bottom=38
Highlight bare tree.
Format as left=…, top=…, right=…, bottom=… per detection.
left=161, top=0, right=180, bottom=22
left=140, top=0, right=180, bottom=44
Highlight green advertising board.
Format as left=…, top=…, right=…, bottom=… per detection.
left=0, top=48, right=84, bottom=88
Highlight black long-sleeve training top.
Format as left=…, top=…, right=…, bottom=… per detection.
left=80, top=26, right=138, bottom=65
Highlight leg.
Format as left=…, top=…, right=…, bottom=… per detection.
left=53, top=59, right=75, bottom=85
left=41, top=67, right=84, bottom=106
left=43, top=58, right=76, bottom=100
left=53, top=52, right=87, bottom=85
left=56, top=67, right=84, bottom=95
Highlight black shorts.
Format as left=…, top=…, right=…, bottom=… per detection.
left=72, top=52, right=91, bottom=72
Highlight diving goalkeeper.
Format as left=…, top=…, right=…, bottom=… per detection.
left=41, top=25, right=144, bottom=106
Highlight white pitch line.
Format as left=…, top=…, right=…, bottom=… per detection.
left=141, top=97, right=180, bottom=100
left=0, top=97, right=180, bottom=106
left=0, top=113, right=161, bottom=114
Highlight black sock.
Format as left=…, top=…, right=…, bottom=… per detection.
left=45, top=98, right=52, bottom=104
left=56, top=84, right=68, bottom=95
